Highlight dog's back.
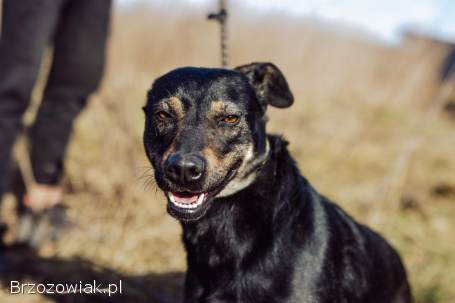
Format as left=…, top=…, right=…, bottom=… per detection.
left=290, top=190, right=412, bottom=303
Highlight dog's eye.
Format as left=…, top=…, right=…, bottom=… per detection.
left=155, top=111, right=171, bottom=121
left=221, top=115, right=240, bottom=124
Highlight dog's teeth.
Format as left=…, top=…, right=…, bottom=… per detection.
left=169, top=192, right=206, bottom=209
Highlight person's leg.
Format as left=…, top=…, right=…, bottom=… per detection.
left=0, top=0, right=64, bottom=199
left=29, top=0, right=112, bottom=186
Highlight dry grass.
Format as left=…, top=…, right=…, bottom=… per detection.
left=1, top=2, right=454, bottom=302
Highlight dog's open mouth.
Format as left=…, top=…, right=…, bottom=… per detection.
left=164, top=168, right=239, bottom=221
left=168, top=192, right=207, bottom=210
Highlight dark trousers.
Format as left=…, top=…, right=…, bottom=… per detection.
left=0, top=0, right=111, bottom=198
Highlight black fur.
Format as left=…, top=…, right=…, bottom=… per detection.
left=143, top=63, right=412, bottom=303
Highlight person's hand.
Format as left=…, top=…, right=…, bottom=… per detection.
left=24, top=184, right=62, bottom=212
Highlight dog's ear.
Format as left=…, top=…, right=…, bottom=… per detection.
left=234, top=62, right=294, bottom=110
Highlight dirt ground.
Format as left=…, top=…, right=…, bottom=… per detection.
left=0, top=3, right=454, bottom=303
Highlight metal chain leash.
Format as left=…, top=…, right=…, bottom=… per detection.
left=208, top=0, right=228, bottom=68
left=0, top=0, right=3, bottom=36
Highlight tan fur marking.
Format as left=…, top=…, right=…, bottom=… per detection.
left=208, top=100, right=227, bottom=119
left=167, top=96, right=184, bottom=118
left=211, top=100, right=226, bottom=112
left=217, top=141, right=269, bottom=198
left=203, top=144, right=242, bottom=171
left=203, top=146, right=222, bottom=168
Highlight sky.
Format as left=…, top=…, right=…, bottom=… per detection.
left=117, top=0, right=455, bottom=43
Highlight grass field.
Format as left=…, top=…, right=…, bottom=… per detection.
left=1, top=2, right=454, bottom=302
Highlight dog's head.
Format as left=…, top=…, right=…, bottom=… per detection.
left=143, top=62, right=294, bottom=222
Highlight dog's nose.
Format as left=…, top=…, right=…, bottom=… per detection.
left=164, top=153, right=205, bottom=185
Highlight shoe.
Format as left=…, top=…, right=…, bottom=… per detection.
left=15, top=205, right=72, bottom=248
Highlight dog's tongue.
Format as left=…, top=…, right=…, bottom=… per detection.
left=171, top=192, right=199, bottom=204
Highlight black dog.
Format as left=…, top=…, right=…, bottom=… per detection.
left=143, top=62, right=412, bottom=303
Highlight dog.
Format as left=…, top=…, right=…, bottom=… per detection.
left=143, top=62, right=412, bottom=303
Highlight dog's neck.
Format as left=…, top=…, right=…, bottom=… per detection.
left=181, top=135, right=308, bottom=271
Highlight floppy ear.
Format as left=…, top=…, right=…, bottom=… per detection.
left=234, top=62, right=294, bottom=109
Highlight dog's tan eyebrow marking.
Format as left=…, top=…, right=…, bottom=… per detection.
left=209, top=100, right=240, bottom=117
left=211, top=100, right=226, bottom=113
left=165, top=96, right=184, bottom=118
